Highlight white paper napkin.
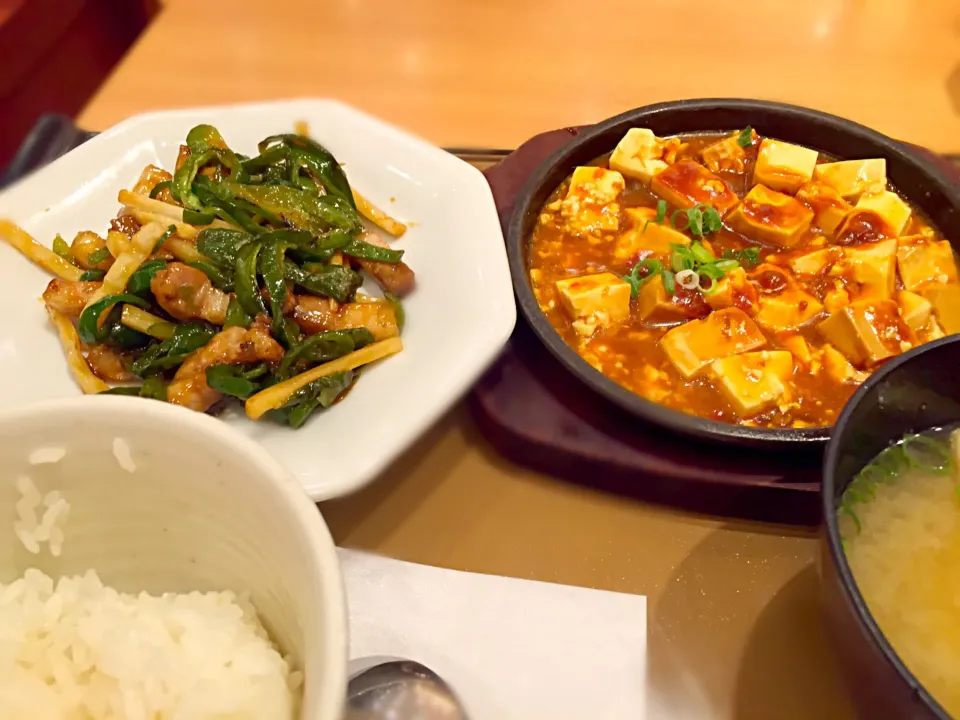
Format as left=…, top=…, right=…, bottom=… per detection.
left=338, top=548, right=647, bottom=720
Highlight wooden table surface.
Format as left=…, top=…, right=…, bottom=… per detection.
left=78, top=1, right=960, bottom=716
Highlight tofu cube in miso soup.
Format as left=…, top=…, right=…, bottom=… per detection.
left=794, top=181, right=852, bottom=236
left=817, top=299, right=911, bottom=366
left=828, top=239, right=897, bottom=300
left=615, top=207, right=691, bottom=261
left=561, top=166, right=625, bottom=234
left=726, top=185, right=813, bottom=248
left=896, top=236, right=959, bottom=291
left=855, top=191, right=911, bottom=236
left=556, top=272, right=632, bottom=336
left=650, top=160, right=739, bottom=216
left=609, top=129, right=668, bottom=184
left=813, top=159, right=886, bottom=200
left=709, top=351, right=794, bottom=417
left=660, top=307, right=766, bottom=378
left=753, top=139, right=819, bottom=194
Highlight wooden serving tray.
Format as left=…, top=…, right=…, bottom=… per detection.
left=469, top=129, right=960, bottom=527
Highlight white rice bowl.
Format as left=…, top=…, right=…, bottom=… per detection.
left=0, top=397, right=346, bottom=720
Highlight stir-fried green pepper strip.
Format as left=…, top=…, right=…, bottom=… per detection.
left=182, top=209, right=215, bottom=226
left=127, top=259, right=168, bottom=295
left=228, top=184, right=362, bottom=236
left=255, top=134, right=356, bottom=209
left=152, top=225, right=177, bottom=253
left=149, top=181, right=172, bottom=199
left=185, top=124, right=227, bottom=154
left=224, top=297, right=252, bottom=328
left=341, top=237, right=404, bottom=264
left=52, top=235, right=72, bottom=260
left=235, top=242, right=267, bottom=317
left=259, top=239, right=295, bottom=334
left=196, top=228, right=254, bottom=266
left=173, top=149, right=217, bottom=210
left=277, top=329, right=374, bottom=379
left=384, top=292, right=405, bottom=332
left=206, top=365, right=261, bottom=399
left=269, top=371, right=356, bottom=428
left=283, top=261, right=362, bottom=303
left=192, top=179, right=264, bottom=233
left=100, top=386, right=141, bottom=396
left=187, top=260, right=234, bottom=292
left=130, top=323, right=216, bottom=377
left=105, top=308, right=151, bottom=350
left=79, top=269, right=106, bottom=281
left=140, top=375, right=168, bottom=401
left=78, top=294, right=149, bottom=345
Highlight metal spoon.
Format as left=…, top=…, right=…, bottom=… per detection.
left=345, top=658, right=469, bottom=720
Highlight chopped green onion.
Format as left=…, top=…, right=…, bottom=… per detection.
left=662, top=269, right=676, bottom=295
left=737, top=127, right=754, bottom=148
left=690, top=242, right=715, bottom=264
left=702, top=205, right=723, bottom=233
left=687, top=207, right=704, bottom=236
left=697, top=262, right=726, bottom=281
left=670, top=209, right=688, bottom=231
left=87, top=247, right=110, bottom=265
left=714, top=259, right=739, bottom=272
left=623, top=258, right=664, bottom=297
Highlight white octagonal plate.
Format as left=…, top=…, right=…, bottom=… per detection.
left=0, top=99, right=516, bottom=500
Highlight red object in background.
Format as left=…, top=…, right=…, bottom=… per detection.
left=0, top=0, right=158, bottom=170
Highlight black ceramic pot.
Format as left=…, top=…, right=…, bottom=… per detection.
left=821, top=333, right=960, bottom=719
left=506, top=99, right=960, bottom=447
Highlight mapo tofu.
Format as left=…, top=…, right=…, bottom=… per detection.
left=528, top=127, right=959, bottom=429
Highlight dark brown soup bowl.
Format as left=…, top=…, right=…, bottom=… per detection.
left=506, top=99, right=960, bottom=448
left=821, top=333, right=960, bottom=719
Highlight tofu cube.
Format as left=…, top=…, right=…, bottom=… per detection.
left=700, top=133, right=750, bottom=174
left=709, top=351, right=794, bottom=417
left=753, top=287, right=824, bottom=332
left=615, top=207, right=690, bottom=261
left=753, top=139, right=819, bottom=194
left=650, top=160, right=739, bottom=216
left=788, top=246, right=843, bottom=276
left=556, top=273, right=632, bottom=335
left=817, top=299, right=912, bottom=366
left=660, top=307, right=766, bottom=378
left=636, top=274, right=689, bottom=324
left=896, top=236, right=959, bottom=291
left=561, top=166, right=625, bottom=234
left=609, top=128, right=668, bottom=184
left=920, top=283, right=960, bottom=335
left=828, top=239, right=897, bottom=300
left=704, top=267, right=758, bottom=312
left=896, top=290, right=932, bottom=331
left=782, top=334, right=812, bottom=365
left=726, top=185, right=813, bottom=248
left=820, top=345, right=869, bottom=384
left=813, top=159, right=887, bottom=200
left=855, top=191, right=911, bottom=236
left=795, top=181, right=852, bottom=235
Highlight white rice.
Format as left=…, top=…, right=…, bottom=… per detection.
left=5, top=457, right=301, bottom=718
left=0, top=570, right=301, bottom=719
